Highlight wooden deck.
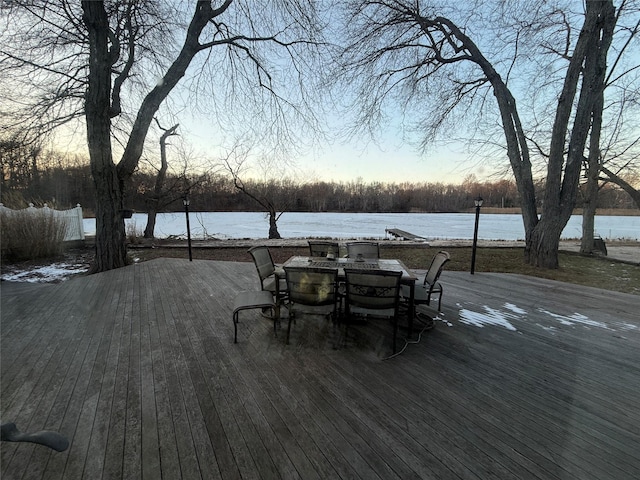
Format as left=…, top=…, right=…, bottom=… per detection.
left=1, top=258, right=639, bottom=479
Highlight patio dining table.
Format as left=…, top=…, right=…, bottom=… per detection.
left=280, top=256, right=418, bottom=335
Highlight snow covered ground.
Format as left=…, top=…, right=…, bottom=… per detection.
left=1, top=249, right=93, bottom=284
left=1, top=262, right=89, bottom=283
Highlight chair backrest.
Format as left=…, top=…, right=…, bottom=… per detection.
left=247, top=246, right=276, bottom=286
left=284, top=267, right=339, bottom=307
left=344, top=269, right=402, bottom=312
left=346, top=241, right=380, bottom=259
left=424, top=251, right=450, bottom=288
left=308, top=240, right=340, bottom=258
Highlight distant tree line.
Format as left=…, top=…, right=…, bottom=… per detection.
left=1, top=145, right=636, bottom=214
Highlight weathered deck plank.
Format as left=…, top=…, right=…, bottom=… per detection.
left=2, top=258, right=639, bottom=479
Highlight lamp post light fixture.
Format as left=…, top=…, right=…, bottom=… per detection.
left=470, top=196, right=483, bottom=274
left=183, top=193, right=193, bottom=262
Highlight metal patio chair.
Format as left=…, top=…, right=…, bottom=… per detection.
left=284, top=266, right=340, bottom=344
left=247, top=246, right=286, bottom=294
left=247, top=246, right=288, bottom=316
left=307, top=240, right=340, bottom=258
left=343, top=268, right=403, bottom=353
left=401, top=250, right=450, bottom=312
left=346, top=241, right=380, bottom=259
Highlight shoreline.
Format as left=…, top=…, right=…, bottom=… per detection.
left=124, top=236, right=640, bottom=248
left=121, top=237, right=640, bottom=266
left=82, top=208, right=640, bottom=219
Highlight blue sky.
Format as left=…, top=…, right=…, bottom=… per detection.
left=301, top=140, right=475, bottom=184
left=180, top=117, right=478, bottom=184
left=174, top=93, right=485, bottom=185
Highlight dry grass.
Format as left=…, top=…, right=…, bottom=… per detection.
left=384, top=246, right=640, bottom=296
left=127, top=243, right=640, bottom=296
left=0, top=209, right=68, bottom=262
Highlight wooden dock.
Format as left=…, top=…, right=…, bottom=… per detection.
left=385, top=228, right=427, bottom=241
left=2, top=258, right=639, bottom=479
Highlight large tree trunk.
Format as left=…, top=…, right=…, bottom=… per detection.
left=581, top=192, right=597, bottom=254
left=581, top=90, right=604, bottom=254
left=82, top=1, right=219, bottom=271
left=83, top=1, right=127, bottom=271
left=417, top=3, right=615, bottom=268
left=143, top=206, right=158, bottom=239
left=527, top=220, right=566, bottom=269
left=526, top=0, right=615, bottom=267
left=91, top=165, right=127, bottom=270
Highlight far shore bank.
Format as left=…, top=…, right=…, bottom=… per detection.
left=80, top=207, right=640, bottom=218
left=461, top=207, right=639, bottom=215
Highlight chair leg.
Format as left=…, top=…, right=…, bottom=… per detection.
left=233, top=312, right=239, bottom=343
left=342, top=320, right=349, bottom=348
left=392, top=317, right=398, bottom=354
left=272, top=307, right=278, bottom=337
left=331, top=303, right=338, bottom=324
left=286, top=313, right=293, bottom=344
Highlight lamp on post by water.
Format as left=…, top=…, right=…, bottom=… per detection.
left=470, top=196, right=483, bottom=274
left=183, top=193, right=193, bottom=262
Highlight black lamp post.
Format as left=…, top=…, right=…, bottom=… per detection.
left=470, top=196, right=483, bottom=274
left=183, top=193, right=193, bottom=262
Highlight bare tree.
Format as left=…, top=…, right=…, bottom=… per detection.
left=336, top=0, right=627, bottom=268
left=579, top=13, right=640, bottom=253
left=583, top=123, right=640, bottom=252
left=601, top=165, right=640, bottom=207
left=143, top=120, right=179, bottom=239
left=222, top=152, right=287, bottom=239
left=1, top=1, right=326, bottom=271
left=139, top=122, right=213, bottom=238
left=0, top=135, right=41, bottom=194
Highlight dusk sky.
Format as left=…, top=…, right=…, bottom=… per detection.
left=171, top=93, right=487, bottom=185
left=15, top=1, right=636, bottom=187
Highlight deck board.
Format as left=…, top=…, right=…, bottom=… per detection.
left=2, top=258, right=639, bottom=479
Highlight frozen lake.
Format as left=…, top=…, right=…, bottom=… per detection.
left=83, top=211, right=640, bottom=241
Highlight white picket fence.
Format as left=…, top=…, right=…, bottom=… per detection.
left=0, top=203, right=85, bottom=241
